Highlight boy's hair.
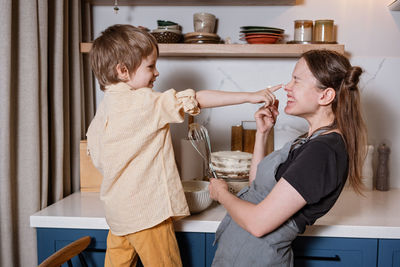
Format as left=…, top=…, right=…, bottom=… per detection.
left=90, top=24, right=159, bottom=91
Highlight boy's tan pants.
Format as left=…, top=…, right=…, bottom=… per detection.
left=105, top=218, right=182, bottom=267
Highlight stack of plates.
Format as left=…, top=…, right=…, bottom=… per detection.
left=184, top=32, right=221, bottom=44
left=240, top=26, right=284, bottom=44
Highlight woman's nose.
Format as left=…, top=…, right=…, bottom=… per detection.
left=284, top=82, right=291, bottom=91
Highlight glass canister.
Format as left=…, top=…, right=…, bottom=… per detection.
left=314, top=20, right=334, bottom=43
left=294, top=20, right=313, bottom=42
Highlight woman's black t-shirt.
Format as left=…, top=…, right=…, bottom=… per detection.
left=275, top=132, right=349, bottom=233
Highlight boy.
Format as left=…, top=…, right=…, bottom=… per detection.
left=87, top=24, right=276, bottom=267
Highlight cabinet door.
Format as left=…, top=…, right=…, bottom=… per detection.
left=176, top=232, right=206, bottom=267
left=378, top=239, right=400, bottom=267
left=37, top=228, right=209, bottom=267
left=206, top=233, right=217, bottom=267
left=293, top=236, right=378, bottom=267
left=37, top=228, right=108, bottom=267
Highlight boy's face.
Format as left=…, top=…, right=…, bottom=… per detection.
left=126, top=48, right=159, bottom=89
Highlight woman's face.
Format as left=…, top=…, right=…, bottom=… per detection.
left=284, top=58, right=323, bottom=119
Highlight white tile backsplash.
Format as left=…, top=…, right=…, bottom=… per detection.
left=92, top=0, right=400, bottom=188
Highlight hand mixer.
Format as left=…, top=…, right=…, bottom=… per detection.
left=187, top=123, right=218, bottom=179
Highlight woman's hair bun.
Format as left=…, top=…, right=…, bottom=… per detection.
left=344, top=66, right=363, bottom=91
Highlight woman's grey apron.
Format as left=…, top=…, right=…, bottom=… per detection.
left=212, top=130, right=328, bottom=267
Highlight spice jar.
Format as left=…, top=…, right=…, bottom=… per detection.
left=294, top=20, right=313, bottom=42
left=314, top=19, right=334, bottom=43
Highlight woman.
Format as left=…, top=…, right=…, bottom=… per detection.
left=209, top=50, right=367, bottom=267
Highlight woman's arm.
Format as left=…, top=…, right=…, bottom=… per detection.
left=249, top=132, right=269, bottom=183
left=249, top=102, right=279, bottom=183
left=195, top=85, right=282, bottom=109
left=209, top=177, right=306, bottom=237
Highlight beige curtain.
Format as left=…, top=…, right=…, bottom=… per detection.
left=0, top=0, right=94, bottom=266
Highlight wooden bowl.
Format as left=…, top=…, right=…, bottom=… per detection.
left=151, top=31, right=182, bottom=43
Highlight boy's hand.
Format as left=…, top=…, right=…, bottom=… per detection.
left=250, top=84, right=282, bottom=107
left=254, top=100, right=279, bottom=134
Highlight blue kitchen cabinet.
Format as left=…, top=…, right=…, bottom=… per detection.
left=176, top=232, right=206, bottom=267
left=378, top=239, right=400, bottom=267
left=293, top=236, right=378, bottom=267
left=208, top=235, right=378, bottom=267
left=37, top=228, right=107, bottom=267
left=36, top=228, right=212, bottom=267
left=206, top=233, right=218, bottom=266
left=37, top=228, right=389, bottom=267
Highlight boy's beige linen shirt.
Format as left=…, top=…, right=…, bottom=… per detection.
left=86, top=82, right=200, bottom=236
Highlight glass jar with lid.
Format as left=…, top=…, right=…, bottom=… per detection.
left=314, top=20, right=335, bottom=43
left=294, top=20, right=313, bottom=42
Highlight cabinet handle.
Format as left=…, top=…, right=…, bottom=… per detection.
left=85, top=248, right=107, bottom=253
left=295, top=255, right=341, bottom=261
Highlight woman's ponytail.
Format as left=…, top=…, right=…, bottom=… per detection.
left=336, top=66, right=367, bottom=193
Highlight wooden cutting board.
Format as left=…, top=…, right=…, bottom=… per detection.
left=80, top=140, right=102, bottom=192
left=231, top=124, right=274, bottom=155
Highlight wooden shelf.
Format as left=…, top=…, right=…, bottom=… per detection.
left=86, top=0, right=295, bottom=6
left=80, top=42, right=345, bottom=57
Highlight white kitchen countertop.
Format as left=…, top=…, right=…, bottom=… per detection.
left=30, top=188, right=400, bottom=239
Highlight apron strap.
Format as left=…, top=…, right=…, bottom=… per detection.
left=291, top=124, right=336, bottom=151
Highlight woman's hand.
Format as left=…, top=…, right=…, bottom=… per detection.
left=249, top=84, right=282, bottom=107
left=255, top=100, right=279, bottom=134
left=209, top=178, right=229, bottom=203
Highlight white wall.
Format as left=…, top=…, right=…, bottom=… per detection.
left=92, top=0, right=400, bottom=188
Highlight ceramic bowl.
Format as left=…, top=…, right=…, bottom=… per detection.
left=158, top=25, right=180, bottom=30
left=245, top=36, right=280, bottom=44
left=151, top=31, right=182, bottom=43
left=182, top=180, right=213, bottom=213
left=157, top=20, right=178, bottom=26
left=240, top=26, right=285, bottom=34
left=184, top=32, right=221, bottom=44
left=152, top=28, right=182, bottom=35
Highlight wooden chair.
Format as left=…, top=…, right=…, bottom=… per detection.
left=38, top=236, right=91, bottom=267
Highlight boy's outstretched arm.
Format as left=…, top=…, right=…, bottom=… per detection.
left=195, top=85, right=282, bottom=109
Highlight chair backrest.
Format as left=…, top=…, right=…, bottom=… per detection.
left=38, top=236, right=91, bottom=267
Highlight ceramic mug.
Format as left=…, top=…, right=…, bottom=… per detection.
left=193, top=12, right=216, bottom=33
